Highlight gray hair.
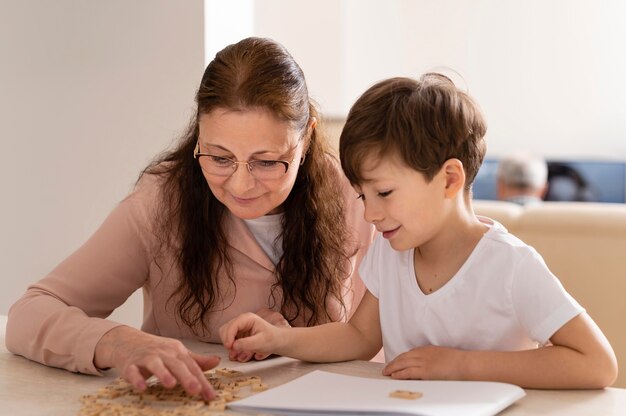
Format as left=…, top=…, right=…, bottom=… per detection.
left=497, top=151, right=548, bottom=190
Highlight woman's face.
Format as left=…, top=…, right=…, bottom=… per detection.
left=197, top=108, right=306, bottom=219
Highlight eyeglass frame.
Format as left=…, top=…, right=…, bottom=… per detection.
left=193, top=140, right=304, bottom=179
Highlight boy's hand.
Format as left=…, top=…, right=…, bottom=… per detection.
left=225, top=309, right=291, bottom=362
left=382, top=345, right=465, bottom=380
left=219, top=312, right=284, bottom=362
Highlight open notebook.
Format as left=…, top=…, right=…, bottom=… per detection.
left=229, top=370, right=525, bottom=416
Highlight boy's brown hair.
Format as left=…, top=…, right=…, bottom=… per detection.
left=340, top=73, right=487, bottom=191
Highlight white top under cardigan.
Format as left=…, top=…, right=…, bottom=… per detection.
left=243, top=214, right=284, bottom=265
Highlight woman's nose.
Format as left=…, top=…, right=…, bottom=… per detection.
left=227, top=163, right=256, bottom=193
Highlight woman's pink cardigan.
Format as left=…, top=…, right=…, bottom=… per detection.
left=6, top=170, right=374, bottom=375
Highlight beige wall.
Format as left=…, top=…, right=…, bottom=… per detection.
left=322, top=119, right=344, bottom=153
left=0, top=0, right=205, bottom=326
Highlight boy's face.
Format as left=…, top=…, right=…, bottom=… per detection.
left=354, top=154, right=449, bottom=251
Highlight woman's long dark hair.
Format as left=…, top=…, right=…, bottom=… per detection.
left=142, top=37, right=353, bottom=334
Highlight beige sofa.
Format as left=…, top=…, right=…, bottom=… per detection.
left=473, top=199, right=626, bottom=388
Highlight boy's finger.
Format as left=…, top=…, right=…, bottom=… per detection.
left=232, top=333, right=264, bottom=354
left=236, top=351, right=253, bottom=362
left=224, top=317, right=252, bottom=347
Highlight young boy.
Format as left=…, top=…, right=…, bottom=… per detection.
left=220, top=74, right=617, bottom=389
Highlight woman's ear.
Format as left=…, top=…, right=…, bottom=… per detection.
left=302, top=117, right=317, bottom=155
left=442, top=158, right=466, bottom=198
left=305, top=117, right=317, bottom=141
left=299, top=117, right=317, bottom=165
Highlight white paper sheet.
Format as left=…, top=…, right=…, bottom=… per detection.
left=229, top=370, right=525, bottom=416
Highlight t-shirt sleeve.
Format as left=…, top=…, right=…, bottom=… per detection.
left=358, top=234, right=385, bottom=299
left=511, top=247, right=585, bottom=344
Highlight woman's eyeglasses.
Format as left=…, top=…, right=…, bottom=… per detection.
left=193, top=141, right=296, bottom=181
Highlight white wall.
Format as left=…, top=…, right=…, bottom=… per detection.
left=204, top=0, right=253, bottom=65
left=0, top=0, right=205, bottom=325
left=254, top=0, right=626, bottom=160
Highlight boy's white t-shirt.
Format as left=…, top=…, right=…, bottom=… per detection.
left=359, top=217, right=584, bottom=362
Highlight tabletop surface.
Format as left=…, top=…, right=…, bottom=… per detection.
left=1, top=315, right=626, bottom=415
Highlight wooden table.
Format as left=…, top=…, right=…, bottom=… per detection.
left=1, top=315, right=625, bottom=415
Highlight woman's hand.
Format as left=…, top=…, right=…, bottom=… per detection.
left=225, top=308, right=291, bottom=362
left=219, top=312, right=284, bottom=362
left=94, top=326, right=220, bottom=400
left=382, top=345, right=465, bottom=380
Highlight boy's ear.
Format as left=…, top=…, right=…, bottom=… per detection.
left=442, top=158, right=465, bottom=198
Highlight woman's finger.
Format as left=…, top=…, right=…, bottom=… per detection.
left=160, top=356, right=203, bottom=397
left=123, top=363, right=148, bottom=392
left=179, top=353, right=217, bottom=400
left=143, top=358, right=177, bottom=389
left=190, top=353, right=221, bottom=371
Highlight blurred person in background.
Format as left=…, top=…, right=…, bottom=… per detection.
left=496, top=151, right=548, bottom=206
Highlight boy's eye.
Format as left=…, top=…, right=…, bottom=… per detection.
left=356, top=194, right=365, bottom=201
left=378, top=190, right=393, bottom=198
